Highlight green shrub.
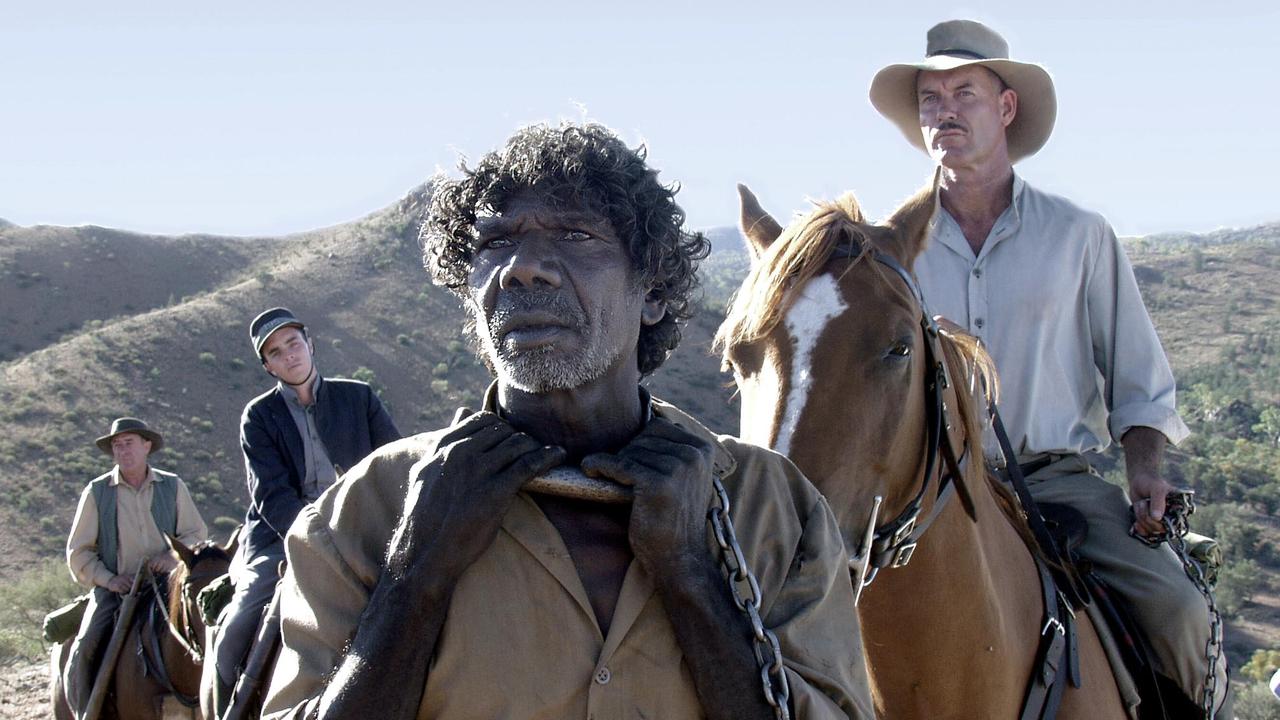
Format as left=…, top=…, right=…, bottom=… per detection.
left=352, top=367, right=385, bottom=396
left=1242, top=648, right=1280, bottom=683
left=198, top=352, right=217, bottom=366
left=1216, top=557, right=1262, bottom=617
left=1235, top=680, right=1280, bottom=720
left=198, top=474, right=223, bottom=494
left=0, top=558, right=82, bottom=662
left=397, top=334, right=414, bottom=347
left=230, top=357, right=246, bottom=371
left=432, top=362, right=450, bottom=378
left=431, top=379, right=449, bottom=394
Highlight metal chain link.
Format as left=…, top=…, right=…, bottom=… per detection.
left=1132, top=491, right=1224, bottom=718
left=708, top=475, right=792, bottom=720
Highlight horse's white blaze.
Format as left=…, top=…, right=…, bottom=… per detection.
left=774, top=274, right=845, bottom=456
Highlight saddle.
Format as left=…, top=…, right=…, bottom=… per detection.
left=1035, top=501, right=1219, bottom=720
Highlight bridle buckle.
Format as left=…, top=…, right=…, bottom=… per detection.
left=890, top=542, right=918, bottom=568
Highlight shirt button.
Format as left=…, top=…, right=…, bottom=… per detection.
left=594, top=667, right=612, bottom=685
left=974, top=318, right=985, bottom=329
left=972, top=268, right=982, bottom=278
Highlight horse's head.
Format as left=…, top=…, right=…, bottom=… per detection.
left=715, top=178, right=990, bottom=536
left=165, top=531, right=236, bottom=651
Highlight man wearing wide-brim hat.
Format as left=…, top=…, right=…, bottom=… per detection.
left=869, top=19, right=1228, bottom=717
left=63, top=417, right=208, bottom=714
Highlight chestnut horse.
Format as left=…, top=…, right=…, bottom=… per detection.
left=714, top=182, right=1127, bottom=719
left=50, top=534, right=235, bottom=720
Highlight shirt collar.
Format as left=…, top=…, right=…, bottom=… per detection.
left=279, top=372, right=323, bottom=409
left=928, top=171, right=1027, bottom=260
left=110, top=466, right=157, bottom=487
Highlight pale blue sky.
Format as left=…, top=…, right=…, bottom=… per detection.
left=2, top=1, right=1275, bottom=239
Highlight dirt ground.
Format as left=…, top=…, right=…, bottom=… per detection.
left=0, top=659, right=51, bottom=720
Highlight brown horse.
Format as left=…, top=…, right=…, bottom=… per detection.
left=714, top=181, right=1127, bottom=719
left=50, top=534, right=235, bottom=720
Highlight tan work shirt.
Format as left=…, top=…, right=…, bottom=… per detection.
left=264, top=398, right=872, bottom=720
left=66, top=466, right=209, bottom=589
left=914, top=175, right=1190, bottom=462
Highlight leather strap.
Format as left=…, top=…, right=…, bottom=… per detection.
left=990, top=407, right=1089, bottom=609
left=1020, top=559, right=1080, bottom=720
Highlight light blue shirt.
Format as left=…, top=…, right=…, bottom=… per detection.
left=914, top=175, right=1190, bottom=462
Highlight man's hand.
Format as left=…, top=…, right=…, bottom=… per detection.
left=581, top=417, right=717, bottom=578
left=386, top=411, right=566, bottom=583
left=1123, top=426, right=1171, bottom=539
left=1129, top=469, right=1175, bottom=539
left=105, top=575, right=132, bottom=594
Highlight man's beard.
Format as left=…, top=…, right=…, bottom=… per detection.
left=473, top=289, right=623, bottom=393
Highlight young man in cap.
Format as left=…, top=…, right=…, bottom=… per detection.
left=261, top=123, right=872, bottom=720
left=64, top=417, right=208, bottom=714
left=207, top=307, right=401, bottom=714
left=869, top=19, right=1228, bottom=716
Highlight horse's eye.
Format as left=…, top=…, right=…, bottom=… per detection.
left=888, top=343, right=912, bottom=358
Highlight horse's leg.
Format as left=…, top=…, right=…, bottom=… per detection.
left=1056, top=606, right=1128, bottom=719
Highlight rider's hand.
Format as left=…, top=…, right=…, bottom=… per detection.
left=105, top=574, right=132, bottom=594
left=581, top=417, right=717, bottom=579
left=386, top=411, right=566, bottom=582
left=1129, top=468, right=1174, bottom=539
left=148, top=552, right=178, bottom=574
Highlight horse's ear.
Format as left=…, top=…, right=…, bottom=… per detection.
left=737, top=184, right=784, bottom=262
left=166, top=534, right=197, bottom=569
left=883, top=168, right=941, bottom=268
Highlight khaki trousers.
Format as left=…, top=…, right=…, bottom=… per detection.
left=1025, top=455, right=1229, bottom=716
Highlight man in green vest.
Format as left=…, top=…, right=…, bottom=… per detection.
left=63, top=417, right=208, bottom=716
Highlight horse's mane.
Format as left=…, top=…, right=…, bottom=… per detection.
left=713, top=194, right=871, bottom=361
left=936, top=330, right=1041, bottom=554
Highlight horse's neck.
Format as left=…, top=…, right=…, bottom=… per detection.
left=857, top=475, right=1044, bottom=713
left=159, top=575, right=203, bottom=691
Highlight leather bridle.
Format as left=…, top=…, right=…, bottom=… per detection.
left=828, top=241, right=975, bottom=604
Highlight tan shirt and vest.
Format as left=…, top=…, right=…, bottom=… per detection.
left=263, top=397, right=872, bottom=720
left=913, top=175, right=1190, bottom=463
left=66, top=466, right=209, bottom=589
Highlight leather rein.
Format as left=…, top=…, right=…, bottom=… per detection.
left=827, top=241, right=976, bottom=604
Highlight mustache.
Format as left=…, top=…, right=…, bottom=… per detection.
left=937, top=121, right=965, bottom=132
left=488, top=289, right=586, bottom=333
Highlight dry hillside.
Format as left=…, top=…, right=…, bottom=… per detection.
left=0, top=185, right=739, bottom=583
left=2, top=193, right=1279, bottom=683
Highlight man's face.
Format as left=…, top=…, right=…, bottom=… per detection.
left=111, top=433, right=151, bottom=474
left=466, top=191, right=659, bottom=393
left=917, top=65, right=1017, bottom=169
left=261, top=327, right=315, bottom=386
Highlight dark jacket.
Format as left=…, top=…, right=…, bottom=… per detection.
left=240, top=377, right=401, bottom=558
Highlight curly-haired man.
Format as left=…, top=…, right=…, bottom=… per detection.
left=262, top=123, right=872, bottom=720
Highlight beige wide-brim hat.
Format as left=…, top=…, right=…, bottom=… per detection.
left=869, top=19, right=1057, bottom=163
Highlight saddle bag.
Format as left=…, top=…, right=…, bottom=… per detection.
left=198, top=572, right=235, bottom=626
left=42, top=593, right=90, bottom=643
